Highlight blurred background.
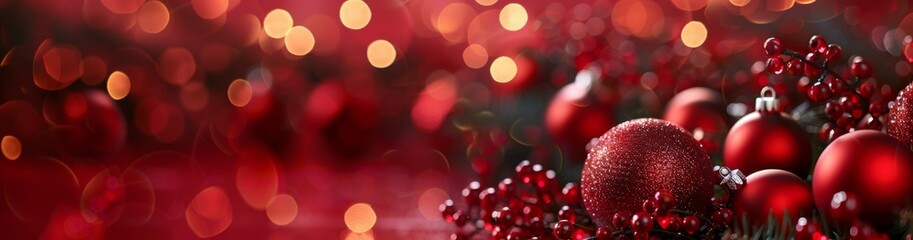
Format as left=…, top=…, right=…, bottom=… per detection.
left=0, top=0, right=912, bottom=239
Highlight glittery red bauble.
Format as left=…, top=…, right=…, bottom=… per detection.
left=733, top=169, right=814, bottom=227
left=887, top=82, right=913, bottom=147
left=582, top=118, right=713, bottom=226
left=723, top=111, right=812, bottom=178
left=663, top=87, right=729, bottom=153
left=546, top=82, right=614, bottom=162
left=813, top=130, right=913, bottom=231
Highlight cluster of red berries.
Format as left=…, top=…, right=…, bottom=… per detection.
left=762, top=35, right=895, bottom=142
left=441, top=160, right=592, bottom=240
left=602, top=191, right=732, bottom=240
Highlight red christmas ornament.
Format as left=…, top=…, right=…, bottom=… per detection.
left=581, top=118, right=713, bottom=226
left=546, top=67, right=614, bottom=162
left=663, top=87, right=729, bottom=153
left=724, top=87, right=812, bottom=177
left=887, top=82, right=913, bottom=147
left=732, top=169, right=814, bottom=228
left=813, top=130, right=913, bottom=231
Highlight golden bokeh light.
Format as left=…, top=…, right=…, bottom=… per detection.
left=366, top=40, right=396, bottom=68
left=284, top=26, right=315, bottom=56
left=490, top=56, right=517, bottom=83
left=476, top=0, right=498, bottom=6
left=344, top=203, right=377, bottom=233
left=264, top=9, right=293, bottom=39
left=729, top=0, right=751, bottom=6
left=796, top=0, right=815, bottom=4
left=499, top=3, right=528, bottom=31
left=137, top=1, right=170, bottom=34
left=462, top=44, right=488, bottom=69
left=344, top=231, right=375, bottom=240
left=227, top=79, right=253, bottom=107
left=186, top=186, right=233, bottom=238
left=101, top=0, right=144, bottom=14
left=417, top=188, right=449, bottom=220
left=266, top=194, right=298, bottom=226
left=681, top=21, right=708, bottom=48
left=1, top=135, right=21, bottom=161
left=340, top=0, right=372, bottom=30
left=107, top=71, right=131, bottom=100
left=192, top=0, right=229, bottom=20
left=671, top=0, right=709, bottom=11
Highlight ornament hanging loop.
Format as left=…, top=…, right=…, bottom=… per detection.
left=755, top=86, right=779, bottom=112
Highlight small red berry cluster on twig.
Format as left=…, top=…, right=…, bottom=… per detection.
left=762, top=35, right=895, bottom=142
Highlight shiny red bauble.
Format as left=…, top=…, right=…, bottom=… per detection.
left=887, top=82, right=913, bottom=147
left=723, top=110, right=812, bottom=178
left=813, top=130, right=913, bottom=231
left=732, top=169, right=814, bottom=227
left=546, top=75, right=614, bottom=162
left=582, top=118, right=713, bottom=226
left=663, top=87, right=729, bottom=153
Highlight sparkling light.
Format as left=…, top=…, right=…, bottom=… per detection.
left=264, top=9, right=293, bottom=39
left=1, top=135, right=21, bottom=160
left=490, top=56, right=517, bottom=83
left=192, top=0, right=229, bottom=20
left=367, top=40, right=396, bottom=68
left=681, top=21, right=708, bottom=48
left=284, top=26, right=315, bottom=56
left=417, top=188, right=449, bottom=220
left=186, top=186, right=233, bottom=238
left=476, top=0, right=498, bottom=6
left=266, top=194, right=298, bottom=226
left=106, top=71, right=131, bottom=100
left=499, top=3, right=528, bottom=31
left=344, top=203, right=376, bottom=233
left=462, top=44, right=488, bottom=69
left=137, top=1, right=170, bottom=34
left=228, top=79, right=253, bottom=107
left=340, top=0, right=372, bottom=30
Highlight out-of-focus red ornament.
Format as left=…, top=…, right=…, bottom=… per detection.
left=724, top=87, right=812, bottom=178
left=581, top=118, right=713, bottom=226
left=887, top=82, right=913, bottom=147
left=546, top=67, right=614, bottom=162
left=663, top=87, right=728, bottom=153
left=813, top=130, right=913, bottom=231
left=732, top=169, right=814, bottom=228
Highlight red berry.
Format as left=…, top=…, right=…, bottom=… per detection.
left=859, top=81, right=876, bottom=99
left=682, top=215, right=701, bottom=234
left=851, top=58, right=873, bottom=79
left=787, top=58, right=805, bottom=75
left=440, top=199, right=455, bottom=222
left=825, top=102, right=842, bottom=121
left=804, top=53, right=823, bottom=77
left=653, top=190, right=676, bottom=210
left=766, top=57, right=785, bottom=74
left=808, top=82, right=833, bottom=102
left=528, top=217, right=546, bottom=237
left=612, top=211, right=632, bottom=229
left=795, top=217, right=821, bottom=240
left=764, top=37, right=783, bottom=57
left=553, top=220, right=573, bottom=240
left=498, top=178, right=515, bottom=199
left=453, top=209, right=469, bottom=227
left=631, top=211, right=654, bottom=233
left=642, top=199, right=656, bottom=213
left=809, top=35, right=827, bottom=53
left=515, top=160, right=533, bottom=183
left=558, top=205, right=576, bottom=223
left=522, top=205, right=543, bottom=222
left=562, top=183, right=581, bottom=205
left=479, top=187, right=498, bottom=212
left=462, top=181, right=481, bottom=207
left=596, top=226, right=612, bottom=240
left=827, top=127, right=847, bottom=142
left=495, top=207, right=513, bottom=229
left=712, top=208, right=733, bottom=227
left=819, top=123, right=835, bottom=142
left=492, top=226, right=508, bottom=239
left=824, top=44, right=842, bottom=60
left=506, top=230, right=523, bottom=240
left=870, top=100, right=888, bottom=117
left=825, top=77, right=847, bottom=95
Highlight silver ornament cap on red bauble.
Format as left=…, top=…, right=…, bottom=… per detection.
left=581, top=118, right=714, bottom=226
